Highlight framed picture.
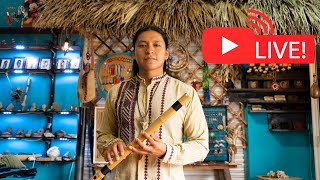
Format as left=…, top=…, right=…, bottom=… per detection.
left=39, top=58, right=52, bottom=70
left=0, top=58, right=11, bottom=69
left=93, top=107, right=107, bottom=163
left=13, top=57, right=25, bottom=69
left=69, top=58, right=81, bottom=69
left=56, top=58, right=70, bottom=69
left=25, top=56, right=39, bottom=69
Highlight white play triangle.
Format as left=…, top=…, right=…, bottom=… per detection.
left=222, top=36, right=238, bottom=55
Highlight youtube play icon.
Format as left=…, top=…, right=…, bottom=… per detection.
left=222, top=37, right=238, bottom=55
left=202, top=28, right=255, bottom=64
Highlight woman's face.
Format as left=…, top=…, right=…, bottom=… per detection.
left=133, top=30, right=169, bottom=75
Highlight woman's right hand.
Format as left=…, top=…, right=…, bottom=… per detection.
left=103, top=140, right=126, bottom=165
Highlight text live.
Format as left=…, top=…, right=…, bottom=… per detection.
left=202, top=28, right=314, bottom=64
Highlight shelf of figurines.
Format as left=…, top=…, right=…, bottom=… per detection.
left=0, top=102, right=79, bottom=115
left=245, top=64, right=309, bottom=81
left=247, top=99, right=310, bottom=104
left=269, top=129, right=307, bottom=132
left=248, top=110, right=310, bottom=113
left=0, top=154, right=75, bottom=163
left=0, top=126, right=77, bottom=140
left=248, top=105, right=310, bottom=113
left=0, top=111, right=79, bottom=115
left=0, top=45, right=51, bottom=51
left=0, top=44, right=81, bottom=51
left=228, top=88, right=309, bottom=93
left=0, top=136, right=77, bottom=141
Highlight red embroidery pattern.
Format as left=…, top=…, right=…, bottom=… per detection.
left=169, top=146, right=174, bottom=161
left=144, top=81, right=160, bottom=180
left=144, top=74, right=168, bottom=180
left=157, top=77, right=169, bottom=180
left=115, top=78, right=140, bottom=145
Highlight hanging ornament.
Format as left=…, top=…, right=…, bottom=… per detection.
left=310, top=74, right=320, bottom=98
left=271, top=72, right=280, bottom=91
left=6, top=72, right=31, bottom=111
left=11, top=87, right=24, bottom=102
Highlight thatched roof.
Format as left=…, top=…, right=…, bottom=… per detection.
left=35, top=0, right=320, bottom=43
left=246, top=0, right=320, bottom=38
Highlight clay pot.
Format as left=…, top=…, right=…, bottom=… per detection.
left=310, top=75, right=320, bottom=99
left=310, top=83, right=320, bottom=98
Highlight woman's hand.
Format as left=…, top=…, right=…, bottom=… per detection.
left=103, top=140, right=126, bottom=165
left=128, top=133, right=167, bottom=158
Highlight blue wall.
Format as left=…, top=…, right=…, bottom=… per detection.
left=0, top=48, right=81, bottom=179
left=246, top=108, right=313, bottom=180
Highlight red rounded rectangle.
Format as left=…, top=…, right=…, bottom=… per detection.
left=202, top=28, right=315, bottom=64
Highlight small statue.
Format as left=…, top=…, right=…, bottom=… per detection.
left=25, top=129, right=32, bottom=137
left=41, top=104, right=47, bottom=112
left=43, top=123, right=54, bottom=138
left=29, top=103, right=37, bottom=112
left=55, top=130, right=66, bottom=138
left=6, top=103, right=14, bottom=111
left=50, top=102, right=61, bottom=112
left=32, top=128, right=44, bottom=137
left=62, top=151, right=72, bottom=161
left=70, top=104, right=78, bottom=112
left=15, top=129, right=25, bottom=137
left=2, top=126, right=12, bottom=137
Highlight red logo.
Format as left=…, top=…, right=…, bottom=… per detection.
left=202, top=9, right=315, bottom=64
left=202, top=28, right=255, bottom=64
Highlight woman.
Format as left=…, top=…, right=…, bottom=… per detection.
left=97, top=25, right=208, bottom=180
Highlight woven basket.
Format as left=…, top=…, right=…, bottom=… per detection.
left=257, top=176, right=302, bottom=180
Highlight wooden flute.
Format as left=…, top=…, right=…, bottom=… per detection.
left=90, top=93, right=191, bottom=180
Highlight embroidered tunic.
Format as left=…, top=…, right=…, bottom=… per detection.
left=97, top=74, right=209, bottom=180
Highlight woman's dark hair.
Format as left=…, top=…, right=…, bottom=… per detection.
left=132, top=25, right=169, bottom=76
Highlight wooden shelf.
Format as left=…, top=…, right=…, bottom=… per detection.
left=0, top=111, right=79, bottom=115
left=54, top=69, right=80, bottom=74
left=184, top=162, right=237, bottom=170
left=269, top=129, right=307, bottom=132
left=247, top=100, right=310, bottom=104
left=0, top=45, right=51, bottom=50
left=228, top=88, right=309, bottom=93
left=0, top=137, right=77, bottom=140
left=0, top=69, right=80, bottom=74
left=248, top=110, right=310, bottom=113
left=0, top=69, right=53, bottom=74
left=22, top=160, right=75, bottom=162
left=246, top=68, right=309, bottom=81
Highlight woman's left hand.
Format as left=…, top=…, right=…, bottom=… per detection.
left=128, top=132, right=166, bottom=158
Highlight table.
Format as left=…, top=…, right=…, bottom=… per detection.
left=184, top=162, right=237, bottom=180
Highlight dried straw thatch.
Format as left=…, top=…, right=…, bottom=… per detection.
left=35, top=0, right=247, bottom=44
left=123, top=0, right=219, bottom=44
left=246, top=0, right=320, bottom=39
left=35, top=0, right=320, bottom=43
left=209, top=1, right=248, bottom=28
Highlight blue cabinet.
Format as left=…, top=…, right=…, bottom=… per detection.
left=0, top=46, right=81, bottom=179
